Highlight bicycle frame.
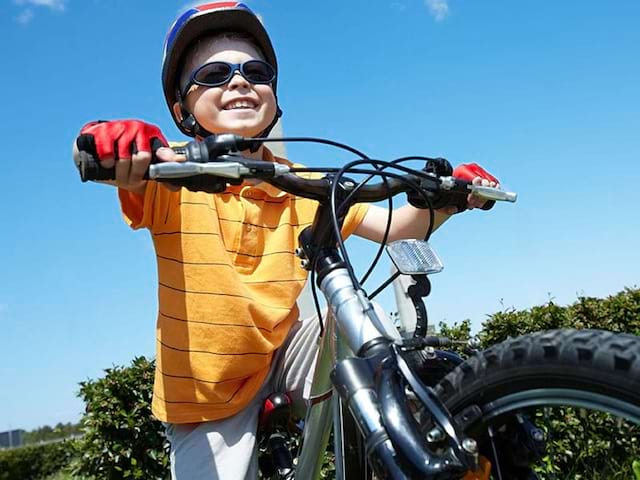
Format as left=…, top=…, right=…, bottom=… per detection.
left=264, top=179, right=474, bottom=479
left=285, top=191, right=465, bottom=479
left=295, top=251, right=398, bottom=479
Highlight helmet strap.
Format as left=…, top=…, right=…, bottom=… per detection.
left=180, top=111, right=197, bottom=134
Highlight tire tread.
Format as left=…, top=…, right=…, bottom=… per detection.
left=435, top=329, right=640, bottom=408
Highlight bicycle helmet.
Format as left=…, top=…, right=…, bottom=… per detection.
left=162, top=2, right=281, bottom=138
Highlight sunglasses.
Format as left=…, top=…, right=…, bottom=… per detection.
left=181, top=60, right=276, bottom=97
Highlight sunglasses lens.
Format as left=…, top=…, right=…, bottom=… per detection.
left=191, top=61, right=275, bottom=89
left=242, top=60, right=275, bottom=84
left=194, top=62, right=233, bottom=86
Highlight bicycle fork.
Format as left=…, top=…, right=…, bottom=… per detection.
left=301, top=261, right=476, bottom=479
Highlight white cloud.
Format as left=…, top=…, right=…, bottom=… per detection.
left=13, top=0, right=66, bottom=24
left=15, top=8, right=34, bottom=24
left=15, top=0, right=66, bottom=11
left=390, top=2, right=407, bottom=12
left=425, top=0, right=449, bottom=21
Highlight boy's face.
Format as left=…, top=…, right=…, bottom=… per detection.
left=175, top=38, right=277, bottom=138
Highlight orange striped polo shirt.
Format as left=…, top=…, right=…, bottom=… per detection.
left=118, top=147, right=369, bottom=423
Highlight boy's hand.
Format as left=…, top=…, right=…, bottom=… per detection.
left=75, top=120, right=169, bottom=193
left=453, top=163, right=499, bottom=211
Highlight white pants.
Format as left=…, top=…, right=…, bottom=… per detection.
left=164, top=313, right=321, bottom=480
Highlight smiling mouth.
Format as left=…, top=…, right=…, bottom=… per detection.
left=223, top=99, right=258, bottom=110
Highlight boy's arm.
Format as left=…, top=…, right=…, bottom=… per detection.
left=355, top=204, right=452, bottom=243
left=354, top=174, right=498, bottom=243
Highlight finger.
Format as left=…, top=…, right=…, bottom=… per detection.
left=156, top=147, right=186, bottom=162
left=91, top=132, right=116, bottom=161
left=115, top=157, right=133, bottom=185
left=130, top=151, right=152, bottom=182
left=100, top=155, right=116, bottom=169
left=467, top=194, right=476, bottom=207
left=467, top=193, right=483, bottom=209
left=117, top=130, right=136, bottom=161
left=472, top=176, right=482, bottom=186
left=135, top=131, right=153, bottom=153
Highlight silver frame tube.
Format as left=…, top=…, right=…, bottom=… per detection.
left=294, top=266, right=398, bottom=479
left=295, top=310, right=337, bottom=479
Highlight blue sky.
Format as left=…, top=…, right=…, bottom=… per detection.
left=1, top=0, right=639, bottom=432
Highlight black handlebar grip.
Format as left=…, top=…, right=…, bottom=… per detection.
left=74, top=137, right=165, bottom=182
left=411, top=177, right=496, bottom=214
left=75, top=149, right=115, bottom=182
left=449, top=178, right=497, bottom=213
left=74, top=133, right=115, bottom=181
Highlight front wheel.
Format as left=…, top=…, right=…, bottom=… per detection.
left=433, top=329, right=640, bottom=479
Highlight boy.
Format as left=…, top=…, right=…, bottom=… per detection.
left=74, top=3, right=498, bottom=478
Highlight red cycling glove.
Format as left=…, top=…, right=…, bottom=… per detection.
left=452, top=163, right=499, bottom=185
left=452, top=163, right=499, bottom=212
left=76, top=119, right=168, bottom=162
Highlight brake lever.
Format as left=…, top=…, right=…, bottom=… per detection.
left=149, top=156, right=290, bottom=180
left=439, top=176, right=517, bottom=203
left=183, top=133, right=258, bottom=162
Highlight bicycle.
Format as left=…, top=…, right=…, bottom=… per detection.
left=76, top=134, right=640, bottom=479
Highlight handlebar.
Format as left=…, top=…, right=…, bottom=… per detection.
left=75, top=133, right=517, bottom=207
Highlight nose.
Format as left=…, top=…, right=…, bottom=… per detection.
left=227, top=70, right=250, bottom=90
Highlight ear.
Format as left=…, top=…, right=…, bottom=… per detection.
left=172, top=102, right=183, bottom=122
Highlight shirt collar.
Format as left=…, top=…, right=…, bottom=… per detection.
left=226, top=146, right=291, bottom=199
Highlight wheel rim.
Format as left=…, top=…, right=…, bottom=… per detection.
left=457, top=388, right=640, bottom=479
left=479, top=388, right=640, bottom=424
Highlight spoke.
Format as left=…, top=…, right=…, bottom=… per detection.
left=541, top=407, right=557, bottom=480
left=487, top=425, right=503, bottom=480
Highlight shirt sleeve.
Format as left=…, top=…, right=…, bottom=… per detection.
left=118, top=181, right=180, bottom=232
left=118, top=140, right=187, bottom=230
left=341, top=202, right=370, bottom=239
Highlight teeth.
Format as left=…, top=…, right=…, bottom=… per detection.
left=225, top=100, right=256, bottom=110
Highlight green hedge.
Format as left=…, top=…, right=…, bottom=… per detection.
left=71, top=356, right=169, bottom=480
left=6, top=289, right=635, bottom=479
left=0, top=440, right=77, bottom=480
left=23, top=423, right=82, bottom=446
left=481, top=287, right=640, bottom=345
